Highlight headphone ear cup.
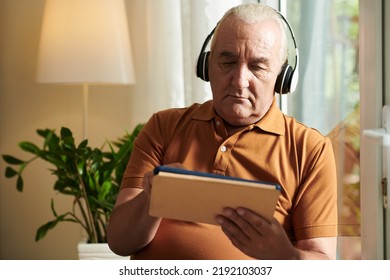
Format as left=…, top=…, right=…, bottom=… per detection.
left=275, top=63, right=293, bottom=94
left=196, top=51, right=210, bottom=81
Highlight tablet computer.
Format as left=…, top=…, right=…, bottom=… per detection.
left=149, top=166, right=281, bottom=224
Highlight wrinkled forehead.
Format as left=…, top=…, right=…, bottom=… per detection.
left=216, top=16, right=280, bottom=39
left=211, top=15, right=287, bottom=64
left=214, top=17, right=281, bottom=54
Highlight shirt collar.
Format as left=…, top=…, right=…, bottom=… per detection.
left=192, top=98, right=285, bottom=136
left=192, top=100, right=216, bottom=121
left=255, top=99, right=285, bottom=136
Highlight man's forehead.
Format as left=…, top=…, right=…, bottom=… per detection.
left=217, top=17, right=279, bottom=42
left=213, top=18, right=280, bottom=55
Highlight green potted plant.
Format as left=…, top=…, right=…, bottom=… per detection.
left=2, top=124, right=143, bottom=258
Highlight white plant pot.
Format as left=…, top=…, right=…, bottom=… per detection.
left=77, top=242, right=129, bottom=260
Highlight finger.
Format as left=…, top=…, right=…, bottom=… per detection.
left=218, top=208, right=255, bottom=239
left=216, top=213, right=248, bottom=248
left=142, top=170, right=154, bottom=195
left=236, top=207, right=273, bottom=236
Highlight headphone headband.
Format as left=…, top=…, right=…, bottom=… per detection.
left=196, top=7, right=299, bottom=94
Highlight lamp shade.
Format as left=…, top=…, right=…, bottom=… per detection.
left=36, top=0, right=135, bottom=84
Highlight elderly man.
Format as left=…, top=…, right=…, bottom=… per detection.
left=107, top=3, right=338, bottom=260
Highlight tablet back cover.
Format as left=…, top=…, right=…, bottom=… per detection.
left=149, top=171, right=280, bottom=224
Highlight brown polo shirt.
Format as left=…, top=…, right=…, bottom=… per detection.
left=122, top=99, right=338, bottom=259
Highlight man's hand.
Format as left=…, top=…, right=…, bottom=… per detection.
left=142, top=162, right=186, bottom=197
left=216, top=207, right=298, bottom=259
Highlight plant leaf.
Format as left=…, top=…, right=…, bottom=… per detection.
left=39, top=129, right=61, bottom=151
left=90, top=196, right=115, bottom=212
left=98, top=180, right=112, bottom=201
left=37, top=128, right=55, bottom=138
left=35, top=213, right=78, bottom=241
left=62, top=136, right=76, bottom=150
left=5, top=167, right=18, bottom=178
left=60, top=127, right=72, bottom=138
left=18, top=141, right=41, bottom=155
left=78, top=139, right=88, bottom=149
left=16, top=175, right=24, bottom=191
left=60, top=127, right=76, bottom=150
left=35, top=220, right=58, bottom=241
left=43, top=129, right=58, bottom=149
left=2, top=154, right=25, bottom=165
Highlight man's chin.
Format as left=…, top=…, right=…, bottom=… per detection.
left=224, top=115, right=258, bottom=127
left=215, top=104, right=258, bottom=126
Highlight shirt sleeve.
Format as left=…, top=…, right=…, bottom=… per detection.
left=120, top=108, right=184, bottom=190
left=121, top=113, right=165, bottom=190
left=292, top=136, right=338, bottom=240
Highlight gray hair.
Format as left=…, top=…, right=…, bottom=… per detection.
left=211, top=3, right=288, bottom=65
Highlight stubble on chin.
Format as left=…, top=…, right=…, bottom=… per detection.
left=218, top=103, right=261, bottom=127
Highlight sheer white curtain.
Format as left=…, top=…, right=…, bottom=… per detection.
left=283, top=0, right=360, bottom=259
left=129, top=0, right=254, bottom=119
left=284, top=0, right=359, bottom=135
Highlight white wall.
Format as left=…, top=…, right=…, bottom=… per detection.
left=0, top=0, right=152, bottom=259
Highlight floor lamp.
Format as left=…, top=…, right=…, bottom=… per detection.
left=36, top=0, right=135, bottom=139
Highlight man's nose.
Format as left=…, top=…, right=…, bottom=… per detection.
left=231, top=64, right=250, bottom=89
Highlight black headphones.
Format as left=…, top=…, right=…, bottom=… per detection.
left=196, top=9, right=299, bottom=95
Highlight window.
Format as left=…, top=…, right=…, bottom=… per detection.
left=284, top=0, right=360, bottom=259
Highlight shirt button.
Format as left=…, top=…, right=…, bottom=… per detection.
left=220, top=145, right=227, bottom=152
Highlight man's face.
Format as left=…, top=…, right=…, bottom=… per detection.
left=209, top=16, right=283, bottom=127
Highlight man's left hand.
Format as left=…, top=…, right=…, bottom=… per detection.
left=216, top=207, right=297, bottom=259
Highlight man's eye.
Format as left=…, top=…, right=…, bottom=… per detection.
left=250, top=64, right=265, bottom=71
left=219, top=61, right=236, bottom=71
left=250, top=64, right=268, bottom=77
